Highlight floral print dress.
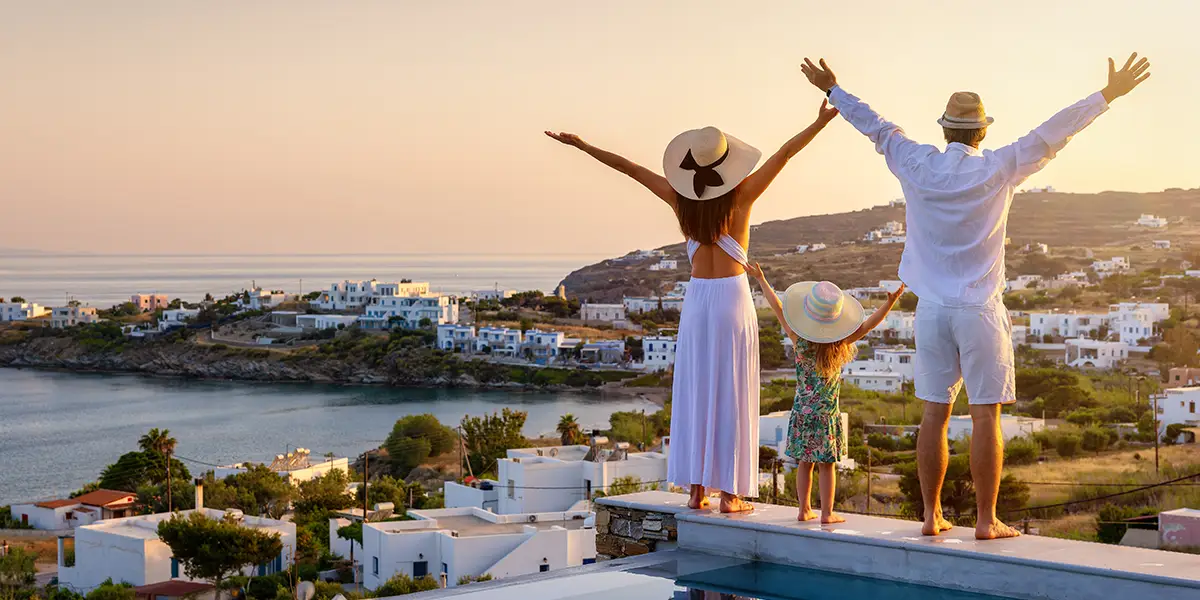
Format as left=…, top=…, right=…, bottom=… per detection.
left=785, top=338, right=844, bottom=463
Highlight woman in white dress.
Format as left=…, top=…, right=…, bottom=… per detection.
left=546, top=100, right=839, bottom=512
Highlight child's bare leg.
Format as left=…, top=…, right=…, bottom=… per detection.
left=818, top=463, right=845, bottom=524
left=687, top=484, right=709, bottom=509
left=796, top=462, right=817, bottom=521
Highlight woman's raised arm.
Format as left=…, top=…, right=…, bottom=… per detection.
left=545, top=131, right=676, bottom=207
left=736, top=99, right=839, bottom=207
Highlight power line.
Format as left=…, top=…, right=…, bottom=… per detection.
left=1002, top=470, right=1200, bottom=515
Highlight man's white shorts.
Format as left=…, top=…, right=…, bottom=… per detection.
left=914, top=298, right=1016, bottom=405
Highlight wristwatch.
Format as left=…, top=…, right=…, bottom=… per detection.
left=825, top=87, right=833, bottom=97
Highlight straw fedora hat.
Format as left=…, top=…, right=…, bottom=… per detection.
left=663, top=127, right=761, bottom=201
left=781, top=281, right=865, bottom=344
left=937, top=91, right=995, bottom=130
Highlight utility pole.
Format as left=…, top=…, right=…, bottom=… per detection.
left=457, top=426, right=463, bottom=482
left=771, top=459, right=778, bottom=505
left=363, top=451, right=370, bottom=520
left=166, top=449, right=173, bottom=513
left=1153, top=393, right=1160, bottom=475
left=866, top=434, right=872, bottom=515
left=641, top=409, right=647, bottom=450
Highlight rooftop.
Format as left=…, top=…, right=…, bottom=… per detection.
left=73, top=489, right=136, bottom=507
left=82, top=508, right=290, bottom=539
left=132, top=581, right=214, bottom=597
left=376, top=507, right=591, bottom=538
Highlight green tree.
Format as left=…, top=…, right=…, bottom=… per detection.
left=387, top=437, right=433, bottom=478
left=557, top=414, right=584, bottom=445
left=358, top=475, right=409, bottom=513
left=461, top=409, right=528, bottom=475
left=157, top=512, right=283, bottom=595
left=99, top=452, right=153, bottom=492
left=1004, top=438, right=1040, bottom=466
left=0, top=547, right=35, bottom=589
left=203, top=466, right=294, bottom=518
left=897, top=292, right=918, bottom=311
left=1080, top=426, right=1111, bottom=454
left=373, top=573, right=439, bottom=596
left=9, top=296, right=25, bottom=303
left=1159, top=327, right=1199, bottom=367
left=896, top=457, right=1029, bottom=520
left=594, top=475, right=646, bottom=498
left=335, top=521, right=363, bottom=545
left=293, top=469, right=353, bottom=516
left=1055, top=433, right=1082, bottom=458
left=84, top=580, right=135, bottom=600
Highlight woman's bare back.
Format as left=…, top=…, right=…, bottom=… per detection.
left=687, top=205, right=752, bottom=279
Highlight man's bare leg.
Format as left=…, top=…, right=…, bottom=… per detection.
left=687, top=484, right=710, bottom=509
left=918, top=401, right=954, bottom=535
left=795, top=462, right=816, bottom=521
left=970, top=404, right=1021, bottom=540
left=719, top=491, right=753, bottom=513
left=817, top=463, right=845, bottom=524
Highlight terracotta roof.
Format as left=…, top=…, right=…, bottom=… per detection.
left=132, top=581, right=214, bottom=597
left=35, top=499, right=81, bottom=509
left=74, top=489, right=136, bottom=508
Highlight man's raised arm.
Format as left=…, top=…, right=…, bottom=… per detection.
left=801, top=57, right=922, bottom=175
left=999, top=53, right=1151, bottom=184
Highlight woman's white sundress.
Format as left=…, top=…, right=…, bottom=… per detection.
left=666, top=234, right=760, bottom=497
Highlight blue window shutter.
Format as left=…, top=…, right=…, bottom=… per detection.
left=583, top=558, right=596, bottom=565
left=170, top=558, right=179, bottom=578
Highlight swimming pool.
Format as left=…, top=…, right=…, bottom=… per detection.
left=405, top=550, right=1013, bottom=600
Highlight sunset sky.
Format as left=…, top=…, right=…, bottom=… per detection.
left=3, top=1, right=1196, bottom=255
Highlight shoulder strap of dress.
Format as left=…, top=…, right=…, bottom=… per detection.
left=686, top=239, right=700, bottom=263
left=716, top=234, right=750, bottom=267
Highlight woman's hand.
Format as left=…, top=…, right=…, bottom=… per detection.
left=545, top=131, right=584, bottom=148
left=887, top=283, right=907, bottom=304
left=816, top=99, right=839, bottom=124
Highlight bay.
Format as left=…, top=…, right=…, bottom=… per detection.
left=0, top=369, right=656, bottom=505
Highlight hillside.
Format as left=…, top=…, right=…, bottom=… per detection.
left=560, top=188, right=1200, bottom=302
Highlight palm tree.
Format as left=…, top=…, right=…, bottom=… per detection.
left=557, top=414, right=582, bottom=446
left=138, top=428, right=177, bottom=457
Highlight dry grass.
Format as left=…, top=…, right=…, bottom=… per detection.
left=1008, top=445, right=1200, bottom=504
left=485, top=320, right=629, bottom=341
left=6, top=537, right=68, bottom=565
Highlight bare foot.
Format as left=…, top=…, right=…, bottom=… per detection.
left=820, top=512, right=846, bottom=524
left=687, top=496, right=710, bottom=510
left=976, top=520, right=1022, bottom=540
left=797, top=508, right=818, bottom=521
left=719, top=496, right=754, bottom=514
left=921, top=514, right=954, bottom=536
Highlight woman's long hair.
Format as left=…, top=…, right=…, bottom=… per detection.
left=810, top=339, right=858, bottom=380
left=675, top=189, right=738, bottom=244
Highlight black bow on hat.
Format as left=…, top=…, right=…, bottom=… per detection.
left=679, top=147, right=729, bottom=198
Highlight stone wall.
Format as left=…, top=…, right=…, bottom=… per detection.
left=594, top=504, right=677, bottom=560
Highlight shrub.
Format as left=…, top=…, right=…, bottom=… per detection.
left=1005, top=438, right=1040, bottom=465
left=1055, top=433, right=1082, bottom=458
left=1081, top=426, right=1110, bottom=454
left=866, top=433, right=898, bottom=452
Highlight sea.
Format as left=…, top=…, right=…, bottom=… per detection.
left=0, top=251, right=606, bottom=308
left=0, top=251, right=652, bottom=505
left=0, top=369, right=657, bottom=505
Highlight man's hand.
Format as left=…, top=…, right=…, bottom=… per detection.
left=887, top=283, right=907, bottom=304
left=544, top=131, right=585, bottom=148
left=1101, top=53, right=1151, bottom=104
left=800, top=57, right=837, bottom=93
left=816, top=99, right=839, bottom=124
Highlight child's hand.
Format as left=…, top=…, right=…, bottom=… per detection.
left=888, top=283, right=907, bottom=303
left=745, top=262, right=765, bottom=281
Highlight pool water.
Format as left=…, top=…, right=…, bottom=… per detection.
left=409, top=550, right=1014, bottom=600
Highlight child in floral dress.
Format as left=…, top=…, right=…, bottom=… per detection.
left=747, top=263, right=904, bottom=523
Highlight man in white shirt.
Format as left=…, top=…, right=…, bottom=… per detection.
left=803, top=54, right=1150, bottom=539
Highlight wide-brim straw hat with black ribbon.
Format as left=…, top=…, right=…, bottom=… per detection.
left=663, top=126, right=762, bottom=201
left=937, top=91, right=995, bottom=130
left=781, top=280, right=865, bottom=344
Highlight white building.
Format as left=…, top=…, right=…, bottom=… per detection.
left=842, top=346, right=915, bottom=384
left=889, top=198, right=906, bottom=207
left=212, top=448, right=349, bottom=485
left=642, top=334, right=677, bottom=372
left=580, top=303, right=626, bottom=323
left=9, top=489, right=137, bottom=531
left=808, top=243, right=827, bottom=252
left=473, top=289, right=517, bottom=301
left=1024, top=185, right=1056, bottom=193
left=0, top=301, right=49, bottom=322
left=521, top=330, right=567, bottom=363
left=1008, top=274, right=1044, bottom=291
left=581, top=340, right=625, bottom=364
left=1154, top=240, right=1172, bottom=250
left=622, top=296, right=685, bottom=314
left=488, top=443, right=667, bottom=514
left=437, top=324, right=476, bottom=352
left=866, top=311, right=914, bottom=341
left=1028, top=312, right=1109, bottom=340
left=314, top=280, right=431, bottom=311
left=58, top=508, right=295, bottom=593
left=841, top=370, right=904, bottom=392
left=1137, top=214, right=1168, bottom=228
left=648, top=259, right=679, bottom=271
left=360, top=295, right=459, bottom=330
left=1011, top=325, right=1029, bottom=347
left=945, top=415, right=1044, bottom=442
left=361, top=507, right=595, bottom=590
left=475, top=327, right=523, bottom=355
left=878, top=235, right=906, bottom=245
left=1154, top=387, right=1200, bottom=436
left=795, top=244, right=810, bottom=254
left=295, top=314, right=359, bottom=330
left=1109, top=302, right=1169, bottom=346
left=1065, top=339, right=1129, bottom=369
left=50, top=305, right=99, bottom=329
left=243, top=288, right=293, bottom=310
left=158, top=308, right=200, bottom=332
left=131, top=294, right=170, bottom=313
left=1092, top=256, right=1130, bottom=276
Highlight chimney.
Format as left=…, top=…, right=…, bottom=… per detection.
left=194, top=478, right=204, bottom=510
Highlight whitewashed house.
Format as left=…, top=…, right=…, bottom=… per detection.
left=1109, top=302, right=1169, bottom=346
left=437, top=324, right=476, bottom=352
left=869, top=311, right=914, bottom=341
left=580, top=303, right=626, bottom=323
left=795, top=244, right=810, bottom=254
left=9, top=489, right=136, bottom=531
left=580, top=340, right=625, bottom=364
left=360, top=295, right=458, bottom=330
left=842, top=370, right=904, bottom=392
left=842, top=347, right=915, bottom=383
left=58, top=508, right=294, bottom=593
left=1028, top=312, right=1109, bottom=340
left=475, top=327, right=523, bottom=355
left=642, top=334, right=677, bottom=372
left=494, top=443, right=667, bottom=514
left=648, top=259, right=679, bottom=271
left=809, top=243, right=827, bottom=252
left=622, top=296, right=685, bottom=314
left=1008, top=274, right=1044, bottom=291
left=1154, top=240, right=1172, bottom=250
left=1065, top=339, right=1129, bottom=369
left=521, top=330, right=567, bottom=363
left=1137, top=214, right=1168, bottom=228
left=212, top=448, right=349, bottom=485
left=1011, top=325, right=1029, bottom=347
left=361, top=507, right=595, bottom=590
left=879, top=235, right=907, bottom=245
left=295, top=314, right=359, bottom=330
left=473, top=289, right=517, bottom=301
left=0, top=301, right=49, bottom=322
left=158, top=308, right=199, bottom=332
left=1092, top=256, right=1130, bottom=276
left=1154, top=387, right=1200, bottom=437
left=946, top=415, right=1044, bottom=441
left=314, top=280, right=430, bottom=311
left=131, top=294, right=170, bottom=312
left=50, top=305, right=99, bottom=329
left=244, top=288, right=293, bottom=310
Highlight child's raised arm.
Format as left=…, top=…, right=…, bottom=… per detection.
left=746, top=263, right=798, bottom=342
left=846, top=282, right=906, bottom=343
